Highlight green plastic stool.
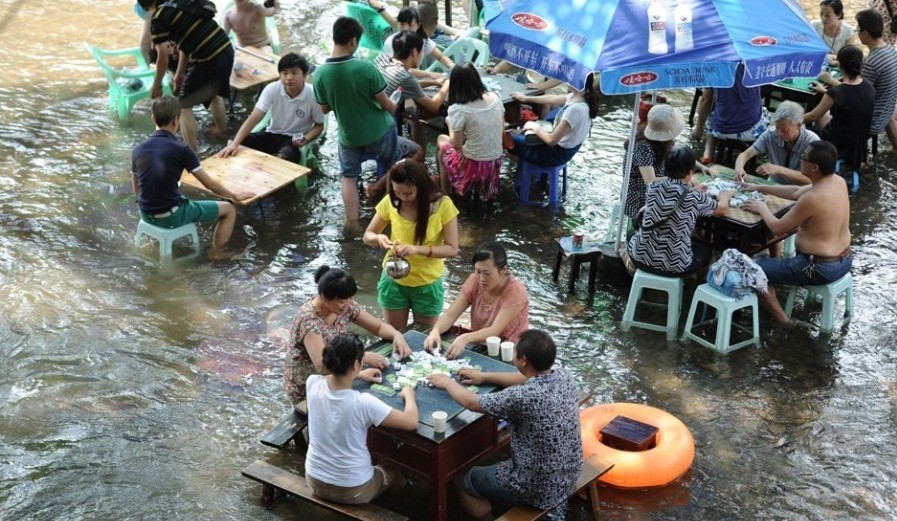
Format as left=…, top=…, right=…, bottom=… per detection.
left=621, top=269, right=684, bottom=340
left=681, top=283, right=760, bottom=353
left=784, top=273, right=853, bottom=333
left=135, top=220, right=200, bottom=259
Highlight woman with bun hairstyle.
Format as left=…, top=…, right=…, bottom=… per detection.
left=305, top=334, right=418, bottom=504
left=284, top=266, right=412, bottom=411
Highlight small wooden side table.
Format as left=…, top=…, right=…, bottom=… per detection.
left=552, top=236, right=602, bottom=293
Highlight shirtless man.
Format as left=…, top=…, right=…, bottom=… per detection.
left=222, top=0, right=279, bottom=53
left=740, top=140, right=852, bottom=326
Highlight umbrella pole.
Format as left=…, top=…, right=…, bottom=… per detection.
left=606, top=94, right=641, bottom=255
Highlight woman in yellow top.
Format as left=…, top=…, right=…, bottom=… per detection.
left=363, top=160, right=460, bottom=330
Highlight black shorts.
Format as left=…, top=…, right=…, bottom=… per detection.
left=179, top=46, right=234, bottom=109
left=243, top=132, right=300, bottom=162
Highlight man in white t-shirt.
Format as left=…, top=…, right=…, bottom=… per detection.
left=218, top=53, right=325, bottom=162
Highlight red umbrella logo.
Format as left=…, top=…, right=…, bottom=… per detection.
left=512, top=12, right=549, bottom=31
left=619, top=72, right=659, bottom=86
left=749, top=36, right=778, bottom=46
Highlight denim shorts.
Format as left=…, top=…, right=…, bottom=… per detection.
left=464, top=465, right=521, bottom=512
left=756, top=253, right=852, bottom=286
left=709, top=117, right=766, bottom=141
left=337, top=124, right=398, bottom=179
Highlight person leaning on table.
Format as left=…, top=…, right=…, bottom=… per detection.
left=734, top=101, right=819, bottom=186
left=284, top=265, right=412, bottom=412
left=627, top=146, right=733, bottom=277
left=427, top=330, right=582, bottom=519
left=739, top=140, right=852, bottom=327
left=424, top=241, right=530, bottom=359
left=305, top=334, right=417, bottom=505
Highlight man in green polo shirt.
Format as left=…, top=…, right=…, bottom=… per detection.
left=314, top=17, right=401, bottom=222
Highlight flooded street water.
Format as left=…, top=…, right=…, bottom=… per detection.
left=2, top=0, right=897, bottom=519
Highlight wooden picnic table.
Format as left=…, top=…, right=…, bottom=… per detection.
left=230, top=45, right=279, bottom=91
left=693, top=164, right=795, bottom=254
left=181, top=146, right=310, bottom=206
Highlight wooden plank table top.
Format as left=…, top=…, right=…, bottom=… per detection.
left=230, top=45, right=278, bottom=91
left=701, top=164, right=793, bottom=225
left=181, top=146, right=310, bottom=206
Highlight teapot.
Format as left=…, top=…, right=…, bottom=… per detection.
left=384, top=247, right=411, bottom=280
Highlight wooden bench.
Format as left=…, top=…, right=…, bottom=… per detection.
left=241, top=460, right=409, bottom=521
left=260, top=402, right=307, bottom=449
left=494, top=455, right=614, bottom=521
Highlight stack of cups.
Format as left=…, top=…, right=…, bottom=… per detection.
left=486, top=336, right=501, bottom=357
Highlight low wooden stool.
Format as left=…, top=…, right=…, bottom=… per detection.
left=599, top=416, right=658, bottom=451
left=552, top=236, right=602, bottom=294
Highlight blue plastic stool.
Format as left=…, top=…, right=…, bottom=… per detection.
left=621, top=269, right=684, bottom=340
left=681, top=283, right=760, bottom=353
left=516, top=160, right=568, bottom=209
left=836, top=158, right=859, bottom=195
left=784, top=272, right=853, bottom=333
left=135, top=220, right=200, bottom=259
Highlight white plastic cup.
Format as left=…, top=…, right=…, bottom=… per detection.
left=432, top=411, right=448, bottom=433
left=500, top=341, right=515, bottom=362
left=233, top=62, right=245, bottom=77
left=486, top=336, right=501, bottom=357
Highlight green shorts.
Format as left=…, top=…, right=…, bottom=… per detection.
left=377, top=273, right=444, bottom=318
left=139, top=197, right=219, bottom=229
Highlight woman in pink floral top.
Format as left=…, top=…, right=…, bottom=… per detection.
left=284, top=265, right=412, bottom=410
left=425, top=242, right=530, bottom=359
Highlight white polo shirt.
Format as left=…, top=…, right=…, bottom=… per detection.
left=255, top=81, right=326, bottom=136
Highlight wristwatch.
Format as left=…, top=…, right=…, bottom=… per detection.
left=376, top=6, right=385, bottom=13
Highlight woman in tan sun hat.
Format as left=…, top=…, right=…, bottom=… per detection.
left=623, top=104, right=709, bottom=219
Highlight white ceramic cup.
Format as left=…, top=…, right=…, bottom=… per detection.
left=486, top=336, right=501, bottom=357
left=233, top=62, right=245, bottom=76
left=432, top=411, right=448, bottom=433
left=500, top=341, right=515, bottom=362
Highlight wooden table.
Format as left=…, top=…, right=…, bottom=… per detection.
left=230, top=45, right=278, bottom=91
left=181, top=146, right=310, bottom=205
left=418, top=68, right=542, bottom=129
left=361, top=330, right=513, bottom=521
left=477, top=68, right=544, bottom=126
left=693, top=165, right=795, bottom=254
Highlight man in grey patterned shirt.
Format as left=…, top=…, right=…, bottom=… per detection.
left=428, top=330, right=583, bottom=518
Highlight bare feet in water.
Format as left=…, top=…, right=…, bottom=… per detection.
left=208, top=247, right=242, bottom=261
left=205, top=126, right=227, bottom=140
left=365, top=183, right=384, bottom=199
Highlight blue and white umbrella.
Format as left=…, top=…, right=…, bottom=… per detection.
left=484, top=0, right=829, bottom=250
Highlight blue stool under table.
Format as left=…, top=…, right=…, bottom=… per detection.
left=516, top=160, right=568, bottom=209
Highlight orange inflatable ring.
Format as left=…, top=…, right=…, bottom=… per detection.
left=580, top=403, right=694, bottom=489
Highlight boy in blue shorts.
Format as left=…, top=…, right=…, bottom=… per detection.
left=132, top=96, right=253, bottom=260
left=314, top=16, right=401, bottom=221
